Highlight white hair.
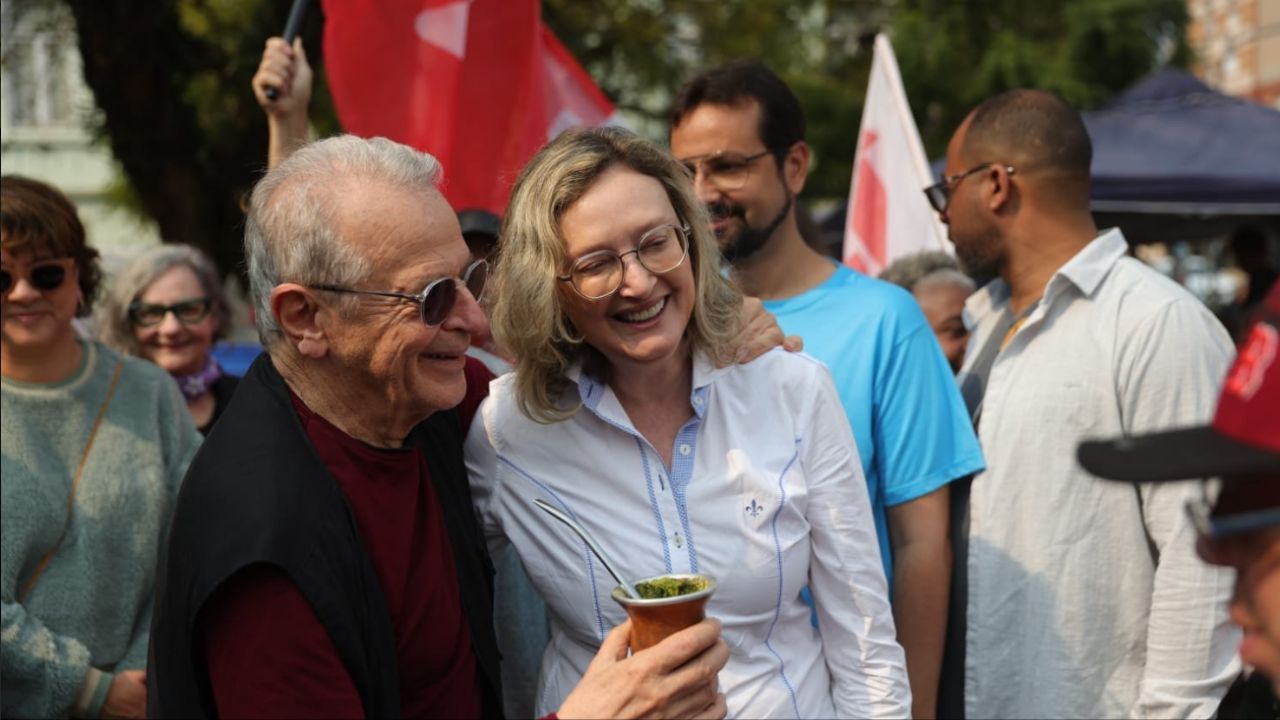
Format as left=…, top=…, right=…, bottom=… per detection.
left=879, top=250, right=975, bottom=293
left=914, top=268, right=976, bottom=293
left=243, top=135, right=444, bottom=345
left=97, top=244, right=231, bottom=356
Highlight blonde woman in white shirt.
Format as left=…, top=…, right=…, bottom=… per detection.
left=465, top=127, right=909, bottom=719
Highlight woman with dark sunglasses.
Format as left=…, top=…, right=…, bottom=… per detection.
left=99, top=245, right=239, bottom=435
left=0, top=175, right=201, bottom=719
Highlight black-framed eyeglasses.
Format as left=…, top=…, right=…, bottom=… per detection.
left=557, top=224, right=690, bottom=300
left=1187, top=483, right=1280, bottom=565
left=678, top=149, right=780, bottom=191
left=129, top=297, right=214, bottom=327
left=312, top=258, right=488, bottom=326
left=0, top=257, right=75, bottom=294
left=923, top=163, right=1016, bottom=214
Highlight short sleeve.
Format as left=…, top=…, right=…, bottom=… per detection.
left=875, top=310, right=985, bottom=507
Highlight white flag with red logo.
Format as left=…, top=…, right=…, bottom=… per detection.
left=843, top=34, right=949, bottom=275
left=322, top=0, right=618, bottom=215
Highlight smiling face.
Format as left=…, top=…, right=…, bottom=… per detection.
left=322, top=181, right=487, bottom=420
left=133, top=264, right=219, bottom=376
left=1, top=243, right=80, bottom=359
left=669, top=101, right=796, bottom=264
left=558, top=166, right=695, bottom=375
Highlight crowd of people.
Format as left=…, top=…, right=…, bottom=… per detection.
left=1, top=31, right=1277, bottom=720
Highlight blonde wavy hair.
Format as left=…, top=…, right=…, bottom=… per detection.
left=492, top=126, right=742, bottom=423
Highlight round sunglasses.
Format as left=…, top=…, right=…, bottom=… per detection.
left=311, top=258, right=488, bottom=326
left=0, top=258, right=75, bottom=294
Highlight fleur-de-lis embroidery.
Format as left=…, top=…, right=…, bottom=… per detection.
left=746, top=499, right=763, bottom=518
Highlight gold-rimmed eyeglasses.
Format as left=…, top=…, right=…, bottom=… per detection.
left=558, top=224, right=690, bottom=300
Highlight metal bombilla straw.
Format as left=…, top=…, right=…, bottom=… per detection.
left=533, top=498, right=641, bottom=599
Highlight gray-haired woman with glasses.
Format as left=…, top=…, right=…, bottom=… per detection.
left=99, top=244, right=237, bottom=435
left=465, top=127, right=910, bottom=718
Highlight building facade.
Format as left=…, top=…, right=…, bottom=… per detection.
left=1, top=0, right=160, bottom=269
left=1188, top=0, right=1280, bottom=108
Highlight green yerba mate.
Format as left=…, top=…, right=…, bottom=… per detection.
left=634, top=576, right=709, bottom=599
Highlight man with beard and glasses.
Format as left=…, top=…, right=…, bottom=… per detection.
left=935, top=88, right=1240, bottom=718
left=670, top=60, right=985, bottom=719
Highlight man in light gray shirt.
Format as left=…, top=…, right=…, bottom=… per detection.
left=931, top=89, right=1240, bottom=718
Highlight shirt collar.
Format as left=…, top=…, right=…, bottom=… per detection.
left=1047, top=227, right=1128, bottom=300
left=963, top=227, right=1128, bottom=321
left=565, top=349, right=724, bottom=425
left=964, top=276, right=1010, bottom=327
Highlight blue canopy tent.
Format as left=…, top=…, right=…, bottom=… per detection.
left=1084, top=69, right=1280, bottom=216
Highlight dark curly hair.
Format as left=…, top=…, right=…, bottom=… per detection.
left=1, top=175, right=102, bottom=316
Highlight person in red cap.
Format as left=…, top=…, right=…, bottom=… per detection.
left=1080, top=281, right=1280, bottom=716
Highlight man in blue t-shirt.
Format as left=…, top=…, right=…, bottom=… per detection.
left=670, top=60, right=985, bottom=719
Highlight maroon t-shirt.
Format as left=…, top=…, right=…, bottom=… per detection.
left=201, top=358, right=496, bottom=719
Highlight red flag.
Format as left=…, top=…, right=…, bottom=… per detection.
left=322, top=0, right=616, bottom=215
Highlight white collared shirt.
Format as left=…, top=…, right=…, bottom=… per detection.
left=465, top=348, right=911, bottom=719
left=958, top=228, right=1241, bottom=719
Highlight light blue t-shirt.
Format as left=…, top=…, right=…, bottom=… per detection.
left=763, top=264, right=985, bottom=583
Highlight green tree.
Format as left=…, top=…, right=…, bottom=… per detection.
left=65, top=0, right=338, bottom=279
left=891, top=0, right=1191, bottom=157
left=542, top=0, right=886, bottom=199
left=548, top=0, right=1189, bottom=193
left=62, top=0, right=1188, bottom=276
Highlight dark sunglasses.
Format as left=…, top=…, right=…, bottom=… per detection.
left=128, top=297, right=215, bottom=327
left=0, top=258, right=75, bottom=294
left=312, top=258, right=488, bottom=326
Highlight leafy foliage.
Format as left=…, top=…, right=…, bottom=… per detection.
left=891, top=0, right=1191, bottom=158
left=62, top=0, right=1188, bottom=274
left=64, top=0, right=336, bottom=278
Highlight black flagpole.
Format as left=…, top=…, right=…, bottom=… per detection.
left=264, top=0, right=311, bottom=101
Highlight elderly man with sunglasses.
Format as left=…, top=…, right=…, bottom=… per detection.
left=148, top=136, right=738, bottom=719
left=937, top=89, right=1240, bottom=719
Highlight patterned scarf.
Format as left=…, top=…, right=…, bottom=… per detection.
left=175, top=356, right=223, bottom=401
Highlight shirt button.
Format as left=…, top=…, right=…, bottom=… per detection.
left=679, top=444, right=691, bottom=456
left=692, top=395, right=704, bottom=406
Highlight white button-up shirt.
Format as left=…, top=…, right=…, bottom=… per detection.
left=958, top=228, right=1241, bottom=719
left=466, top=349, right=911, bottom=719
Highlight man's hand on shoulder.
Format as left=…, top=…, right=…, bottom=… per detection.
left=558, top=618, right=729, bottom=719
left=721, top=296, right=802, bottom=366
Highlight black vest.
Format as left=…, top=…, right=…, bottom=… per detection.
left=148, top=355, right=502, bottom=718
